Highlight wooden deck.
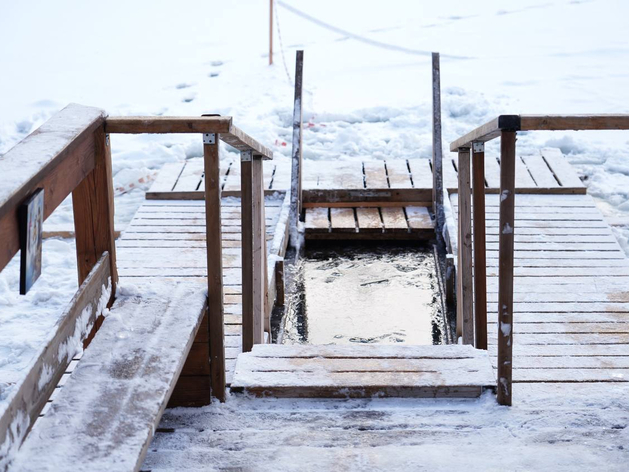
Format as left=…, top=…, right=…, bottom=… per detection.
left=146, top=148, right=585, bottom=201
left=448, top=193, right=629, bottom=383
left=116, top=194, right=290, bottom=385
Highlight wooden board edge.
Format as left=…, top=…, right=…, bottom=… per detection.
left=0, top=253, right=112, bottom=468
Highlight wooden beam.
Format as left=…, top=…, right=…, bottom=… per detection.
left=303, top=188, right=432, bottom=205
left=449, top=115, right=520, bottom=151
left=252, top=157, right=266, bottom=345
left=520, top=114, right=629, bottom=131
left=431, top=52, right=444, bottom=232
left=204, top=133, right=226, bottom=402
left=105, top=117, right=273, bottom=159
left=0, top=254, right=111, bottom=468
left=0, top=104, right=104, bottom=272
left=72, top=126, right=118, bottom=305
left=457, top=148, right=474, bottom=345
left=289, top=50, right=304, bottom=237
left=472, top=143, right=488, bottom=350
left=241, top=155, right=255, bottom=352
left=269, top=0, right=274, bottom=65
left=497, top=131, right=517, bottom=406
left=105, top=116, right=232, bottom=134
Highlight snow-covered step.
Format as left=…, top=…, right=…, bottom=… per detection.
left=231, top=344, right=495, bottom=398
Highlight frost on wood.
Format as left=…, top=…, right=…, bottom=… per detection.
left=10, top=282, right=207, bottom=472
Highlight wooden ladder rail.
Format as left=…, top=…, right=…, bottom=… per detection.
left=451, top=113, right=629, bottom=406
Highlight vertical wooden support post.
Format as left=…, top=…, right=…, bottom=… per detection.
left=497, top=131, right=516, bottom=406
left=269, top=0, right=274, bottom=65
left=289, top=50, right=304, bottom=236
left=432, top=52, right=444, bottom=232
left=472, top=142, right=488, bottom=350
left=275, top=259, right=285, bottom=306
left=457, top=147, right=474, bottom=345
left=204, top=132, right=226, bottom=402
left=252, top=156, right=266, bottom=344
left=241, top=152, right=255, bottom=352
left=72, top=125, right=118, bottom=306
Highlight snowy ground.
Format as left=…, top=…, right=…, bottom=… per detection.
left=1, top=0, right=629, bottom=466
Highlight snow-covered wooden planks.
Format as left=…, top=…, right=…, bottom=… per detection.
left=447, top=192, right=629, bottom=384
left=304, top=205, right=434, bottom=239
left=0, top=254, right=112, bottom=470
left=231, top=344, right=495, bottom=398
left=11, top=283, right=208, bottom=472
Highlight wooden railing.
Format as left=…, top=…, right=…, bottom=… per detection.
left=450, top=114, right=629, bottom=406
left=105, top=114, right=274, bottom=395
left=0, top=104, right=116, bottom=463
left=0, top=105, right=273, bottom=462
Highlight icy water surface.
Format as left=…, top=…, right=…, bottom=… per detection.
left=281, top=243, right=445, bottom=345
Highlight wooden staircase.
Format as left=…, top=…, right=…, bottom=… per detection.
left=231, top=344, right=495, bottom=398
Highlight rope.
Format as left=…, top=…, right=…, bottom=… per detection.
left=274, top=2, right=293, bottom=85
left=276, top=1, right=434, bottom=58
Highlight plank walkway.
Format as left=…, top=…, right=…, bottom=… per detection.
left=116, top=194, right=290, bottom=384
left=448, top=193, right=629, bottom=382
left=146, top=148, right=585, bottom=199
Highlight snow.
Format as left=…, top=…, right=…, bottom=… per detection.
left=0, top=0, right=628, bottom=467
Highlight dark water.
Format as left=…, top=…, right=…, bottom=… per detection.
left=279, top=242, right=446, bottom=346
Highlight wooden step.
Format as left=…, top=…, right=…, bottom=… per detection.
left=304, top=206, right=434, bottom=240
left=231, top=344, right=495, bottom=398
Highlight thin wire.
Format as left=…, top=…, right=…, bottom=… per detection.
left=274, top=2, right=293, bottom=85
left=277, top=1, right=466, bottom=60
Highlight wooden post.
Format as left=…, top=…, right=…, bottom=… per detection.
left=457, top=147, right=474, bottom=345
left=269, top=0, right=274, bottom=65
left=241, top=153, right=255, bottom=352
left=72, top=125, right=117, bottom=306
left=497, top=131, right=516, bottom=406
left=289, top=50, right=304, bottom=236
left=275, top=259, right=285, bottom=306
left=432, top=52, right=444, bottom=232
left=204, top=132, right=226, bottom=402
left=472, top=142, right=488, bottom=350
left=252, top=156, right=267, bottom=344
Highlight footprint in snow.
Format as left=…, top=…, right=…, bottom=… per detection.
left=175, top=83, right=193, bottom=90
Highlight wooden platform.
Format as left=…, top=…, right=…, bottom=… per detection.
left=116, top=194, right=290, bottom=385
left=448, top=193, right=629, bottom=382
left=146, top=149, right=585, bottom=201
left=304, top=206, right=434, bottom=240
left=231, top=344, right=495, bottom=398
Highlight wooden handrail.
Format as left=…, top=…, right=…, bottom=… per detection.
left=105, top=116, right=274, bottom=159
left=450, top=114, right=629, bottom=151
left=449, top=113, right=629, bottom=406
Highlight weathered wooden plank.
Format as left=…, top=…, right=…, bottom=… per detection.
left=356, top=207, right=382, bottom=232
left=521, top=153, right=558, bottom=188
left=204, top=137, right=225, bottom=402
left=541, top=148, right=584, bottom=188
left=72, top=126, right=118, bottom=298
left=0, top=254, right=111, bottom=469
left=363, top=161, right=388, bottom=188
left=304, top=207, right=330, bottom=232
left=515, top=155, right=537, bottom=188
left=496, top=130, right=516, bottom=406
left=457, top=148, right=474, bottom=345
left=147, top=162, right=185, bottom=193
left=12, top=284, right=208, bottom=472
left=330, top=208, right=356, bottom=232
left=381, top=207, right=408, bottom=230
left=0, top=105, right=104, bottom=273
left=172, top=159, right=204, bottom=192
left=407, top=159, right=434, bottom=189
left=385, top=159, right=413, bottom=189
left=405, top=206, right=433, bottom=230
left=472, top=145, right=487, bottom=350
left=519, top=114, right=629, bottom=131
